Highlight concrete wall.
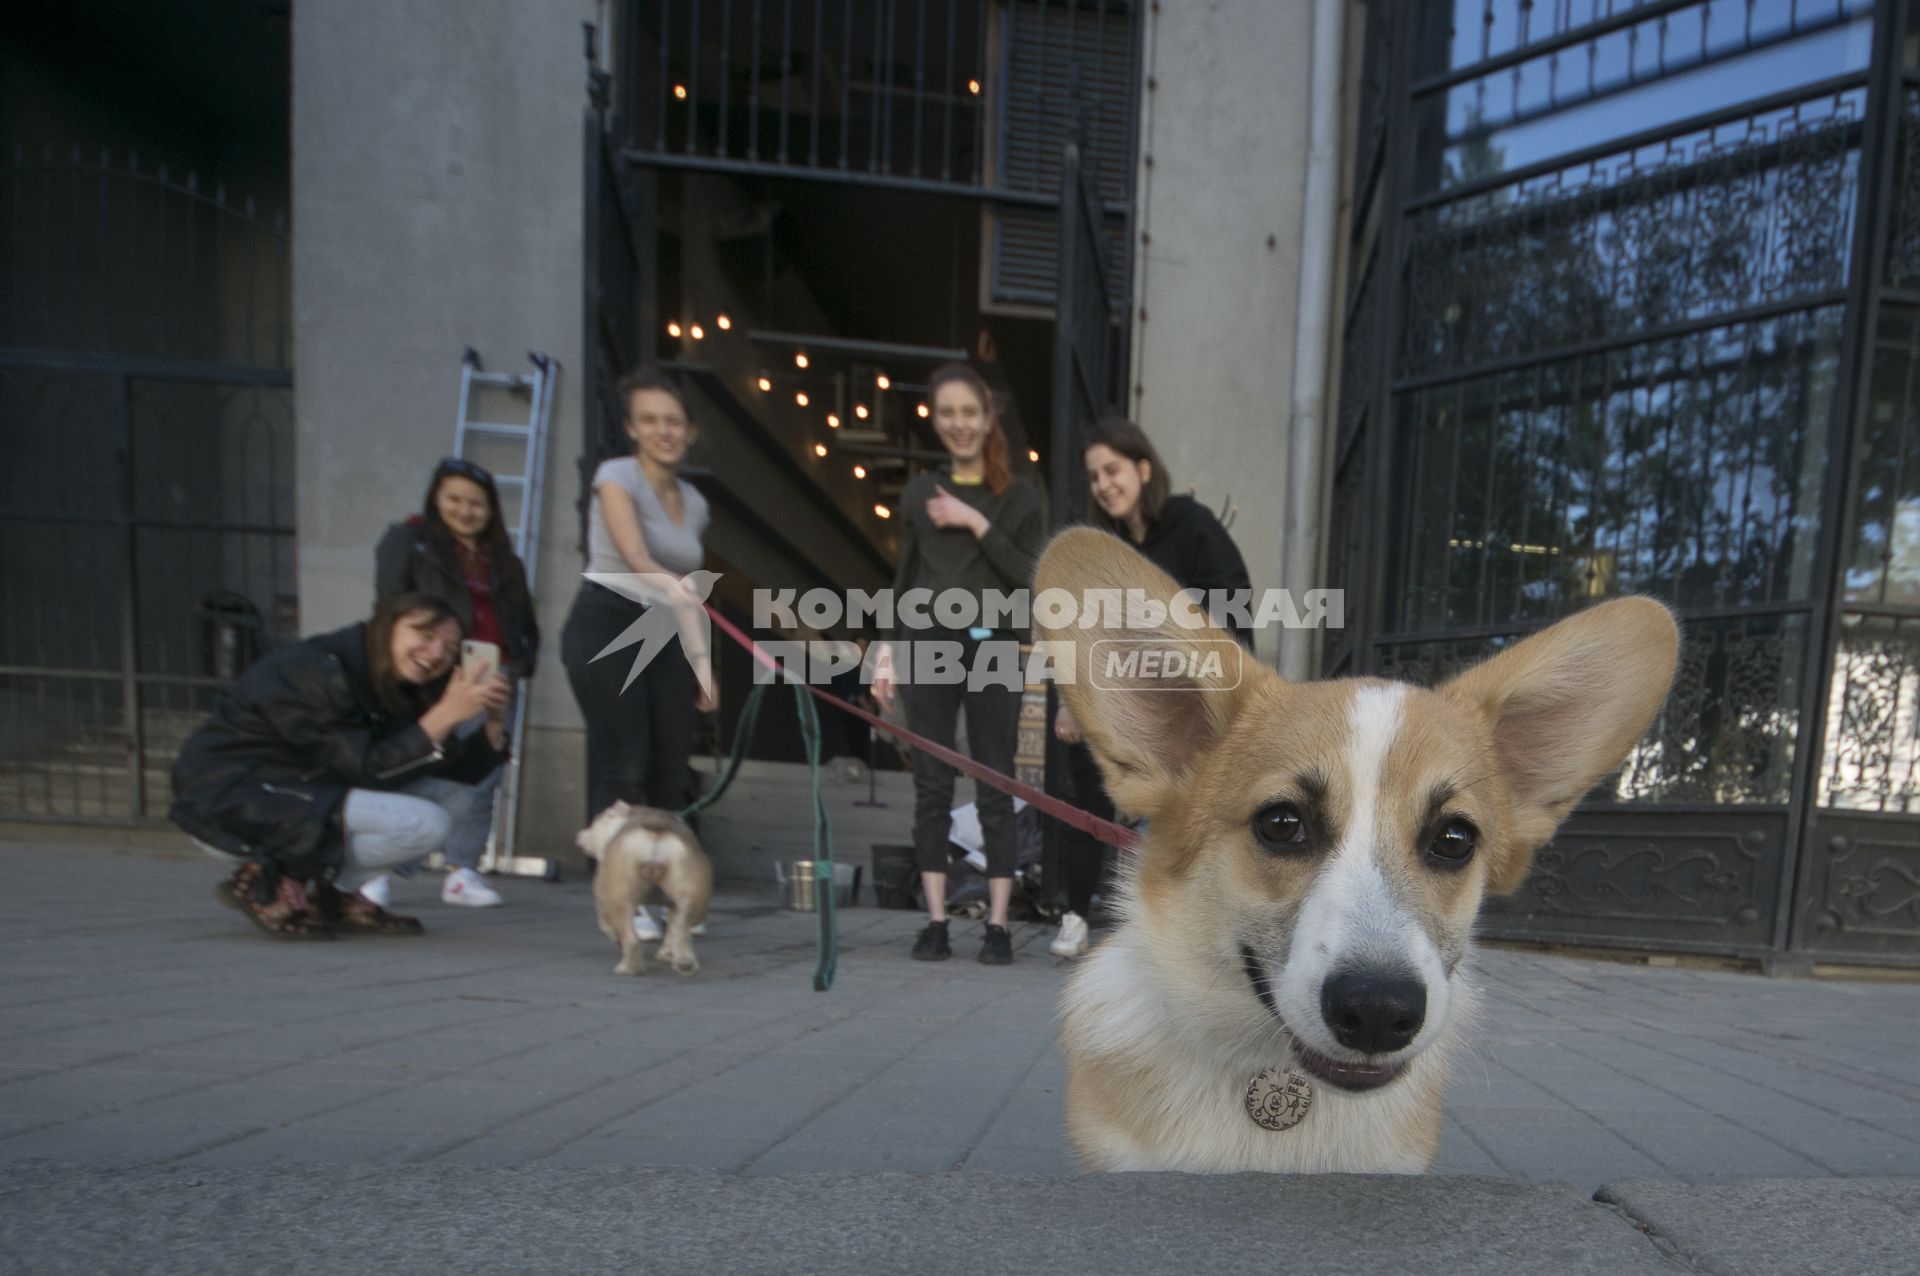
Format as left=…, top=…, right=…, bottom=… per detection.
left=293, top=0, right=603, bottom=843
left=1126, top=0, right=1317, bottom=665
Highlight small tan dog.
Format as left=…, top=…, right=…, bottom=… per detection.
left=575, top=801, right=712, bottom=976
left=1035, top=529, right=1678, bottom=1174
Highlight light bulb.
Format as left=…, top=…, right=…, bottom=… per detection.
left=716, top=314, right=732, bottom=330
left=968, top=78, right=981, bottom=94
left=827, top=414, right=841, bottom=428
left=916, top=403, right=930, bottom=418
left=1028, top=449, right=1040, bottom=463
left=756, top=376, right=772, bottom=392
left=795, top=352, right=810, bottom=368
left=876, top=373, right=891, bottom=390
left=674, top=84, right=688, bottom=100
left=796, top=392, right=810, bottom=407
left=855, top=404, right=869, bottom=419
left=853, top=465, right=867, bottom=479
left=814, top=443, right=828, bottom=458
left=667, top=321, right=683, bottom=338
left=689, top=324, right=705, bottom=340
left=874, top=504, right=892, bottom=519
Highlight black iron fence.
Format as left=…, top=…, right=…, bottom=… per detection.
left=620, top=0, right=1139, bottom=311
left=0, top=148, right=294, bottom=823
left=4, top=144, right=289, bottom=369
left=637, top=0, right=989, bottom=186
left=1331, top=0, right=1919, bottom=966
left=626, top=0, right=1135, bottom=193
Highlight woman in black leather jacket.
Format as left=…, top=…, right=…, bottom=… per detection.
left=170, top=592, right=511, bottom=938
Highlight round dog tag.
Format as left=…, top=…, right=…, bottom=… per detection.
left=1245, top=1066, right=1314, bottom=1131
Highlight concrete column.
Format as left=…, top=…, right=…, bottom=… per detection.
left=1126, top=0, right=1316, bottom=667
left=293, top=0, right=600, bottom=842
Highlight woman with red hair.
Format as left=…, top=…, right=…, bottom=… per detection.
left=873, top=362, right=1045, bottom=966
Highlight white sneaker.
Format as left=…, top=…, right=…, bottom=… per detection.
left=442, top=867, right=504, bottom=908
left=633, top=907, right=664, bottom=941
left=668, top=910, right=708, bottom=938
left=358, top=875, right=393, bottom=910
left=1048, top=911, right=1090, bottom=958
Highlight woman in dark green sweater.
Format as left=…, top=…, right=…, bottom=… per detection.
left=872, top=363, right=1046, bottom=966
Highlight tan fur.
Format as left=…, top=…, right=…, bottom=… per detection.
left=575, top=801, right=713, bottom=976
left=1035, top=528, right=1678, bottom=1173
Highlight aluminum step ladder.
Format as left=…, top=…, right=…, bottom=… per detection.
left=454, top=348, right=559, bottom=881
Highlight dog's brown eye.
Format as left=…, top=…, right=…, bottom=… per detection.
left=1254, top=803, right=1308, bottom=850
left=1429, top=818, right=1477, bottom=865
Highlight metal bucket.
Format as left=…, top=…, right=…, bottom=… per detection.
left=777, top=861, right=861, bottom=912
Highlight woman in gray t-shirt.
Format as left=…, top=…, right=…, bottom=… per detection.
left=560, top=373, right=714, bottom=846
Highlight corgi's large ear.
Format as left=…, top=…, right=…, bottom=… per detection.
left=1034, top=529, right=1265, bottom=818
left=1441, top=597, right=1679, bottom=892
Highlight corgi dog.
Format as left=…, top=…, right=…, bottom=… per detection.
left=1034, top=529, right=1678, bottom=1174
left=575, top=801, right=713, bottom=976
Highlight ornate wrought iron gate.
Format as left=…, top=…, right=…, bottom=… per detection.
left=1, top=148, right=294, bottom=823
left=1331, top=0, right=1919, bottom=966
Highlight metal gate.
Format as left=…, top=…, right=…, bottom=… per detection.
left=0, top=148, right=295, bottom=823
left=1047, top=138, right=1119, bottom=525
left=1040, top=135, right=1124, bottom=899
left=1330, top=0, right=1919, bottom=967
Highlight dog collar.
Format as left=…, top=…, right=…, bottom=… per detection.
left=1238, top=946, right=1314, bottom=1130
left=1245, top=1064, right=1313, bottom=1131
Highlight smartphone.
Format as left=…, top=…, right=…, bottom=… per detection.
left=460, top=639, right=500, bottom=682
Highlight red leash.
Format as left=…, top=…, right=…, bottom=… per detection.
left=701, top=604, right=1140, bottom=853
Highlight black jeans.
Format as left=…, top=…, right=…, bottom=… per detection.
left=901, top=632, right=1024, bottom=878
left=1057, top=741, right=1117, bottom=918
left=561, top=581, right=698, bottom=823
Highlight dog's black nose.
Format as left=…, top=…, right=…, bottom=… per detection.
left=1320, top=969, right=1426, bottom=1054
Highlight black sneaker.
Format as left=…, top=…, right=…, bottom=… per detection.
left=911, top=919, right=952, bottom=961
left=979, top=924, right=1013, bottom=966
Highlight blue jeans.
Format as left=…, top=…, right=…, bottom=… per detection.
left=393, top=773, right=496, bottom=873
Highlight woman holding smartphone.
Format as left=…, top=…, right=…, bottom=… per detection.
left=170, top=592, right=512, bottom=938
left=872, top=363, right=1046, bottom=967
left=371, top=456, right=539, bottom=908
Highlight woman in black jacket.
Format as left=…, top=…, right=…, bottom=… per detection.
left=374, top=458, right=539, bottom=676
left=170, top=592, right=511, bottom=938
left=1047, top=415, right=1253, bottom=959
left=372, top=457, right=539, bottom=909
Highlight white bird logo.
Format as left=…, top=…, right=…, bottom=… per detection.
left=583, top=570, right=722, bottom=695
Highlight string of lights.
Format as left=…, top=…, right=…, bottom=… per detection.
left=661, top=318, right=1043, bottom=525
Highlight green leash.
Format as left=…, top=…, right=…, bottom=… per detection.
left=680, top=681, right=837, bottom=991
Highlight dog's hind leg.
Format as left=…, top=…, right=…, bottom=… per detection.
left=657, top=850, right=709, bottom=976
left=597, top=863, right=648, bottom=976
left=658, top=883, right=699, bottom=975
left=594, top=888, right=624, bottom=945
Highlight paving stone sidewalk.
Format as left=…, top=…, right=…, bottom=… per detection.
left=3, top=836, right=1920, bottom=1192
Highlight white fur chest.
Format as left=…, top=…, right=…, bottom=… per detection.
left=1059, top=933, right=1459, bottom=1176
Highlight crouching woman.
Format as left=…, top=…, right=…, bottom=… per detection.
left=169, top=592, right=512, bottom=938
